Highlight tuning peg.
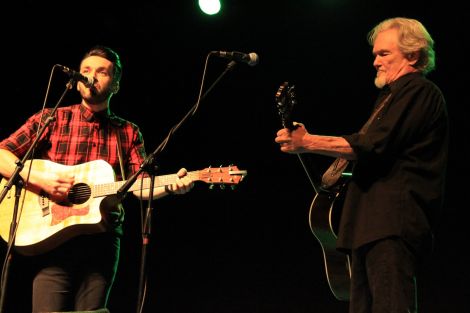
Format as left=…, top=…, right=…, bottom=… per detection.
left=209, top=184, right=215, bottom=190
left=231, top=185, right=237, bottom=190
left=220, top=184, right=226, bottom=190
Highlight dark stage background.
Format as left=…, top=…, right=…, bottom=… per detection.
left=1, top=1, right=468, bottom=312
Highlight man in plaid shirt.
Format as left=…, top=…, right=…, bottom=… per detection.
left=0, top=45, right=194, bottom=312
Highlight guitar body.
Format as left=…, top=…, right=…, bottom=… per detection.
left=0, top=159, right=115, bottom=255
left=309, top=189, right=350, bottom=301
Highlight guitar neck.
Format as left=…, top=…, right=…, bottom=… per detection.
left=275, top=82, right=322, bottom=194
left=92, top=171, right=201, bottom=197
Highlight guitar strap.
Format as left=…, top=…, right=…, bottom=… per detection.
left=115, top=129, right=126, bottom=180
left=321, top=157, right=349, bottom=190
left=111, top=128, right=126, bottom=226
left=321, top=93, right=392, bottom=190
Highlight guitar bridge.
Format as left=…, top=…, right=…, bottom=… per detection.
left=38, top=192, right=50, bottom=217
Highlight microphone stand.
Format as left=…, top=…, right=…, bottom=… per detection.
left=0, top=79, right=76, bottom=313
left=114, top=60, right=239, bottom=313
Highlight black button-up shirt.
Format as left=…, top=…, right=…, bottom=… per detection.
left=337, top=72, right=449, bottom=253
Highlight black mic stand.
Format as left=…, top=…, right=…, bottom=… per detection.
left=0, top=78, right=76, bottom=313
left=114, top=60, right=238, bottom=313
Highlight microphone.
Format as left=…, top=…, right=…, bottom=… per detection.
left=213, top=51, right=259, bottom=66
left=56, top=64, right=95, bottom=88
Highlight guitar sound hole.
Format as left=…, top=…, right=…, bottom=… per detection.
left=68, top=183, right=91, bottom=205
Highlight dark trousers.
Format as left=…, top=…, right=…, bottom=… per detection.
left=31, top=233, right=120, bottom=313
left=349, top=237, right=418, bottom=313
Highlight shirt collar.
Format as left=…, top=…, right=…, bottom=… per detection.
left=388, top=72, right=423, bottom=93
left=79, top=104, right=123, bottom=126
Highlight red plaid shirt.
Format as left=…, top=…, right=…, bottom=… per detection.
left=0, top=104, right=146, bottom=180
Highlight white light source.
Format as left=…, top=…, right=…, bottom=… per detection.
left=198, top=0, right=221, bottom=15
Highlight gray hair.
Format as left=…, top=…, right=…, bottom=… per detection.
left=368, top=17, right=436, bottom=75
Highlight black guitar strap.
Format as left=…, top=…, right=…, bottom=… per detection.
left=111, top=128, right=126, bottom=226
left=115, top=129, right=126, bottom=180
left=321, top=93, right=392, bottom=190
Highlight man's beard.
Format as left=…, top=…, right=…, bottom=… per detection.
left=83, top=88, right=111, bottom=105
left=374, top=72, right=387, bottom=89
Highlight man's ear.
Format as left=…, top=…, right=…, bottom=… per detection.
left=407, top=51, right=419, bottom=66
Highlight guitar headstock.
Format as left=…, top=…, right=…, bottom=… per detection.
left=275, top=81, right=297, bottom=130
left=197, top=165, right=247, bottom=190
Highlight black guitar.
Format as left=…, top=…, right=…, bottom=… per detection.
left=275, top=82, right=351, bottom=301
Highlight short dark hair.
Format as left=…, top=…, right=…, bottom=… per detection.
left=81, top=45, right=123, bottom=82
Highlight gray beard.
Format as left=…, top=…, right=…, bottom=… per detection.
left=374, top=76, right=387, bottom=89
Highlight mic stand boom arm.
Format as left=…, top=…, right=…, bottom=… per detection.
left=115, top=60, right=238, bottom=200
left=114, top=60, right=239, bottom=313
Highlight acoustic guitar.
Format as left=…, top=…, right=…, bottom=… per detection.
left=0, top=159, right=247, bottom=256
left=275, top=81, right=351, bottom=301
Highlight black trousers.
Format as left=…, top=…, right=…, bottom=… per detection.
left=31, top=233, right=120, bottom=313
left=349, top=237, right=418, bottom=313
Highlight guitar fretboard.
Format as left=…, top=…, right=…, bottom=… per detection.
left=92, top=171, right=202, bottom=197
